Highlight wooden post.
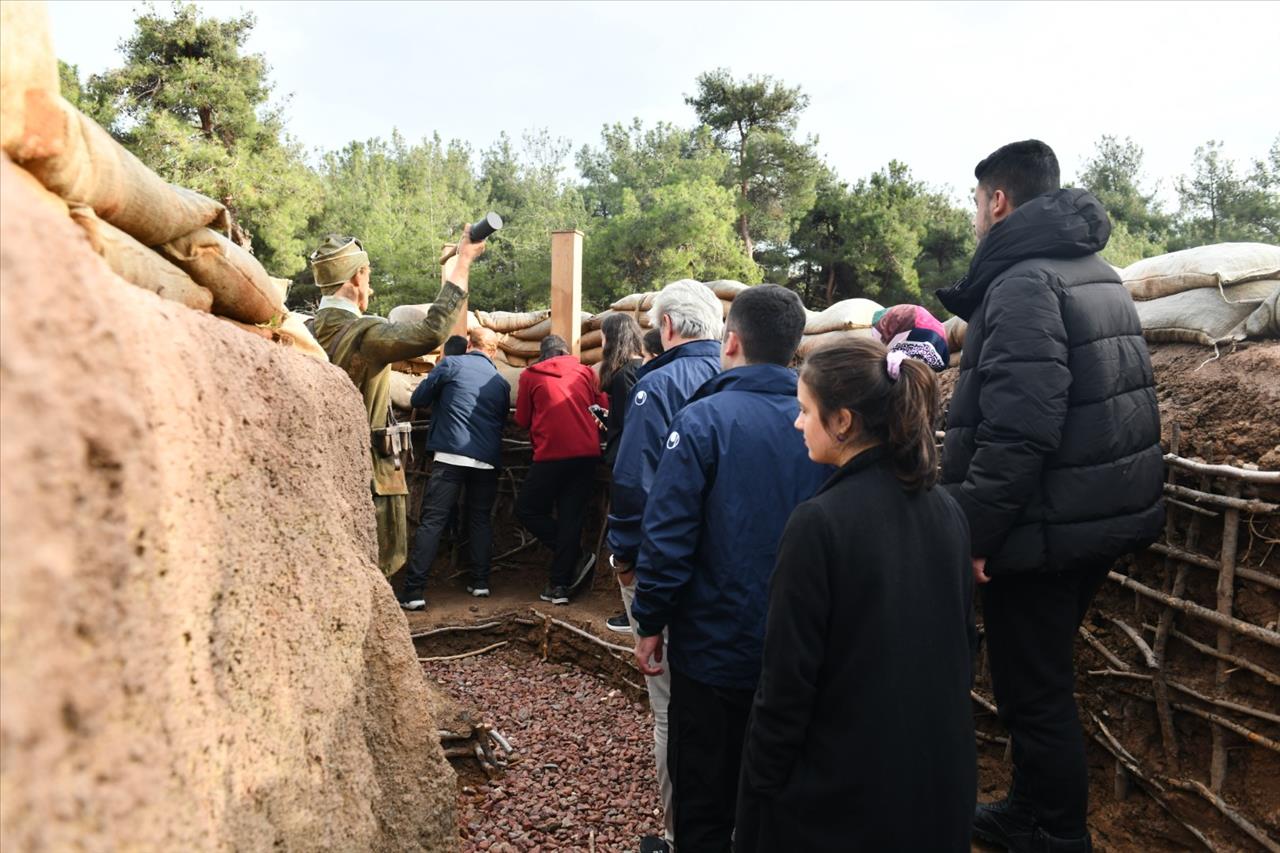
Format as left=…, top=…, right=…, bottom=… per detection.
left=1211, top=480, right=1242, bottom=794
left=441, top=243, right=467, bottom=339
left=550, top=230, right=583, bottom=357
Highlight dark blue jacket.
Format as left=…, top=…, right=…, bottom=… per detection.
left=631, top=363, right=830, bottom=690
left=410, top=351, right=510, bottom=468
left=606, top=339, right=722, bottom=563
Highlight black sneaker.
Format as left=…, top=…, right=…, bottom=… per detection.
left=539, top=585, right=570, bottom=605
left=570, top=550, right=597, bottom=591
left=639, top=836, right=669, bottom=853
left=398, top=596, right=426, bottom=611
left=973, top=795, right=1036, bottom=852
left=605, top=613, right=632, bottom=633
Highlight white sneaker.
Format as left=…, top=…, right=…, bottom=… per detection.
left=398, top=597, right=426, bottom=611
left=466, top=586, right=490, bottom=598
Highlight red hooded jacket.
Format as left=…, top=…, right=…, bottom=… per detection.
left=515, top=355, right=608, bottom=462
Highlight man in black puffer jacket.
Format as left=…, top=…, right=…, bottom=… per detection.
left=937, top=140, right=1164, bottom=853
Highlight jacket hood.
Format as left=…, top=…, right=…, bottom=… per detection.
left=937, top=188, right=1112, bottom=320
left=525, top=354, right=583, bottom=378
left=637, top=338, right=722, bottom=380
left=689, top=362, right=798, bottom=403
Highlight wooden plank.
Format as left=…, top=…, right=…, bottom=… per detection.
left=550, top=230, right=583, bottom=357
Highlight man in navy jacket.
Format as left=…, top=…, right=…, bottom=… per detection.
left=632, top=285, right=828, bottom=852
left=398, top=327, right=511, bottom=610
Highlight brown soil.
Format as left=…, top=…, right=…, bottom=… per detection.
left=0, top=155, right=456, bottom=851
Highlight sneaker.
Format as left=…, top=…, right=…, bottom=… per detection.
left=539, top=585, right=570, bottom=605
left=398, top=597, right=426, bottom=611
left=639, top=837, right=669, bottom=853
left=605, top=613, right=633, bottom=633
left=466, top=585, right=490, bottom=598
left=972, top=795, right=1035, bottom=852
left=570, top=550, right=597, bottom=591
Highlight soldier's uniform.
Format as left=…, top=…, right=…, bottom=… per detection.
left=309, top=236, right=464, bottom=576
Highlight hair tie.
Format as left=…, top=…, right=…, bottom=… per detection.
left=886, top=350, right=907, bottom=380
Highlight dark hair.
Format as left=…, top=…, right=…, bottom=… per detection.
left=643, top=328, right=664, bottom=359
left=443, top=335, right=467, bottom=356
left=539, top=335, right=569, bottom=360
left=800, top=337, right=939, bottom=491
left=725, top=284, right=806, bottom=366
left=974, top=140, right=1060, bottom=209
left=599, top=312, right=643, bottom=391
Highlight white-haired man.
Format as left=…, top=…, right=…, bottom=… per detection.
left=606, top=279, right=725, bottom=853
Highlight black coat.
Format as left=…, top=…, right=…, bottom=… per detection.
left=735, top=446, right=976, bottom=853
left=936, top=189, right=1164, bottom=575
left=602, top=357, right=641, bottom=466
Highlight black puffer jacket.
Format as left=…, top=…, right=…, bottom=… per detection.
left=937, top=189, right=1164, bottom=575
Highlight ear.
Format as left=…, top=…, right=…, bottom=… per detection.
left=991, top=189, right=1013, bottom=219
left=835, top=409, right=857, bottom=441
left=723, top=329, right=742, bottom=359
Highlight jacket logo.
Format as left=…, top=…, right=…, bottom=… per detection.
left=635, top=390, right=648, bottom=406
left=666, top=431, right=680, bottom=450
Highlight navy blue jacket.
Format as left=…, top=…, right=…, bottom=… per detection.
left=631, top=363, right=830, bottom=690
left=410, top=351, right=510, bottom=468
left=606, top=339, right=722, bottom=563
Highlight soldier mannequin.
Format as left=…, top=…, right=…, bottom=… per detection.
left=309, top=227, right=486, bottom=576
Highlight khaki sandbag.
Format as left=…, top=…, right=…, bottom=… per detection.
left=0, top=1, right=59, bottom=158
left=707, top=280, right=749, bottom=301
left=159, top=227, right=282, bottom=324
left=580, top=328, right=603, bottom=351
left=580, top=346, right=603, bottom=366
left=16, top=96, right=227, bottom=246
left=1242, top=287, right=1279, bottom=339
left=804, top=298, right=883, bottom=335
left=1122, top=243, right=1280, bottom=301
left=610, top=291, right=659, bottom=312
left=475, top=309, right=547, bottom=334
left=943, top=315, right=967, bottom=353
left=796, top=328, right=878, bottom=357
left=69, top=205, right=213, bottom=312
left=493, top=360, right=523, bottom=407
left=388, top=370, right=422, bottom=411
left=6, top=157, right=67, bottom=216
left=1136, top=279, right=1279, bottom=345
left=496, top=351, right=531, bottom=369
left=277, top=312, right=328, bottom=362
left=511, top=315, right=553, bottom=341
left=583, top=310, right=615, bottom=333
left=269, top=276, right=291, bottom=305
left=498, top=335, right=541, bottom=358
left=719, top=298, right=734, bottom=318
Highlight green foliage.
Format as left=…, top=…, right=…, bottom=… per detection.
left=1100, top=219, right=1166, bottom=268
left=1172, top=139, right=1279, bottom=248
left=1077, top=135, right=1171, bottom=246
left=57, top=60, right=116, bottom=128
left=85, top=3, right=319, bottom=275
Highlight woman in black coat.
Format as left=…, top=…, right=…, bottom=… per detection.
left=736, top=337, right=976, bottom=852
left=597, top=312, right=644, bottom=466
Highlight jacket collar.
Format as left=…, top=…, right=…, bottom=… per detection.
left=317, top=294, right=362, bottom=318
left=936, top=188, right=1111, bottom=320
left=637, top=338, right=721, bottom=379
left=816, top=444, right=890, bottom=495
left=688, top=362, right=797, bottom=404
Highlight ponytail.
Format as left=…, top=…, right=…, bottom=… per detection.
left=800, top=337, right=941, bottom=491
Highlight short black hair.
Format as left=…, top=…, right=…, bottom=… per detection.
left=726, top=284, right=807, bottom=366
left=443, top=335, right=467, bottom=356
left=974, top=140, right=1060, bottom=209
left=643, top=328, right=664, bottom=358
left=539, top=335, right=569, bottom=360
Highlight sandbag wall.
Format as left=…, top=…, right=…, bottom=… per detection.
left=0, top=1, right=324, bottom=363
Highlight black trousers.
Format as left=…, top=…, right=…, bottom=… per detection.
left=403, top=462, right=499, bottom=596
left=668, top=665, right=754, bottom=853
left=981, top=564, right=1110, bottom=837
left=515, top=457, right=596, bottom=587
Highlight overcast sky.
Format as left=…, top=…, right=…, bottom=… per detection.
left=47, top=1, right=1280, bottom=205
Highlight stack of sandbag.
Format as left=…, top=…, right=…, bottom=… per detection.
left=0, top=2, right=308, bottom=355
left=1122, top=243, right=1280, bottom=346
left=796, top=298, right=882, bottom=356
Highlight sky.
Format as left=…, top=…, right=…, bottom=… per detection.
left=47, top=0, right=1280, bottom=206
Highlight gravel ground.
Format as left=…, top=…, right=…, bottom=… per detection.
left=423, top=649, right=664, bottom=852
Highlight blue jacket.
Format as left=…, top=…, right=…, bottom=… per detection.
left=631, top=363, right=830, bottom=690
left=410, top=351, right=510, bottom=467
left=606, top=339, right=722, bottom=563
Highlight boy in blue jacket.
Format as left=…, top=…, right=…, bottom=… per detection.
left=632, top=285, right=828, bottom=852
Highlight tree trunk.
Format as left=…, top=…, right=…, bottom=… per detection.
left=825, top=265, right=837, bottom=306
left=737, top=124, right=753, bottom=260
left=198, top=107, right=214, bottom=139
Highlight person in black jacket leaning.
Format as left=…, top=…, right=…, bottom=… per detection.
left=937, top=140, right=1164, bottom=853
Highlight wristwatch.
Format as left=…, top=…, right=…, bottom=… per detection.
left=609, top=553, right=632, bottom=572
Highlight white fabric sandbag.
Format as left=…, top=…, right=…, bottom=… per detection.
left=1136, top=279, right=1280, bottom=345
left=943, top=316, right=967, bottom=353
left=706, top=280, right=749, bottom=301
left=804, top=298, right=883, bottom=335
left=1122, top=243, right=1280, bottom=301
left=796, top=327, right=878, bottom=357
left=388, top=370, right=423, bottom=411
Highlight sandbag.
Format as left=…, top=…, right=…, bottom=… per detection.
left=498, top=335, right=541, bottom=358
left=276, top=312, right=328, bottom=362
left=0, top=1, right=59, bottom=159
left=269, top=276, right=291, bottom=305
left=388, top=370, right=422, bottom=411
left=796, top=328, right=878, bottom=357
left=719, top=298, right=734, bottom=318
left=493, top=360, right=523, bottom=407
left=610, top=292, right=658, bottom=312
left=943, top=315, right=967, bottom=353
left=510, top=315, right=552, bottom=341
left=580, top=346, right=603, bottom=366
left=6, top=157, right=67, bottom=217
left=804, top=298, right=883, bottom=335
left=1242, top=287, right=1280, bottom=339
left=388, top=304, right=478, bottom=333
left=475, top=310, right=547, bottom=334
left=1135, top=279, right=1280, bottom=345
left=15, top=97, right=227, bottom=246
left=583, top=310, right=615, bottom=333
left=497, top=351, right=531, bottom=369
left=69, top=205, right=213, bottom=312
left=1122, top=243, right=1280, bottom=301
left=707, top=280, right=749, bottom=301
left=159, top=227, right=282, bottom=324
left=580, top=328, right=603, bottom=351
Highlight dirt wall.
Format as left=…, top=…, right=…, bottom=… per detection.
left=0, top=156, right=456, bottom=851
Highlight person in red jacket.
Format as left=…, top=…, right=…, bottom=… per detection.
left=515, top=335, right=608, bottom=604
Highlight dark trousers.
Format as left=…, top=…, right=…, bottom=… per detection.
left=515, top=457, right=596, bottom=587
left=668, top=665, right=754, bottom=853
left=403, top=462, right=499, bottom=596
left=981, top=564, right=1110, bottom=837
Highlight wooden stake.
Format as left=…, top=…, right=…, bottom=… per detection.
left=1106, top=572, right=1280, bottom=649
left=550, top=230, right=584, bottom=357
left=1211, top=481, right=1241, bottom=794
